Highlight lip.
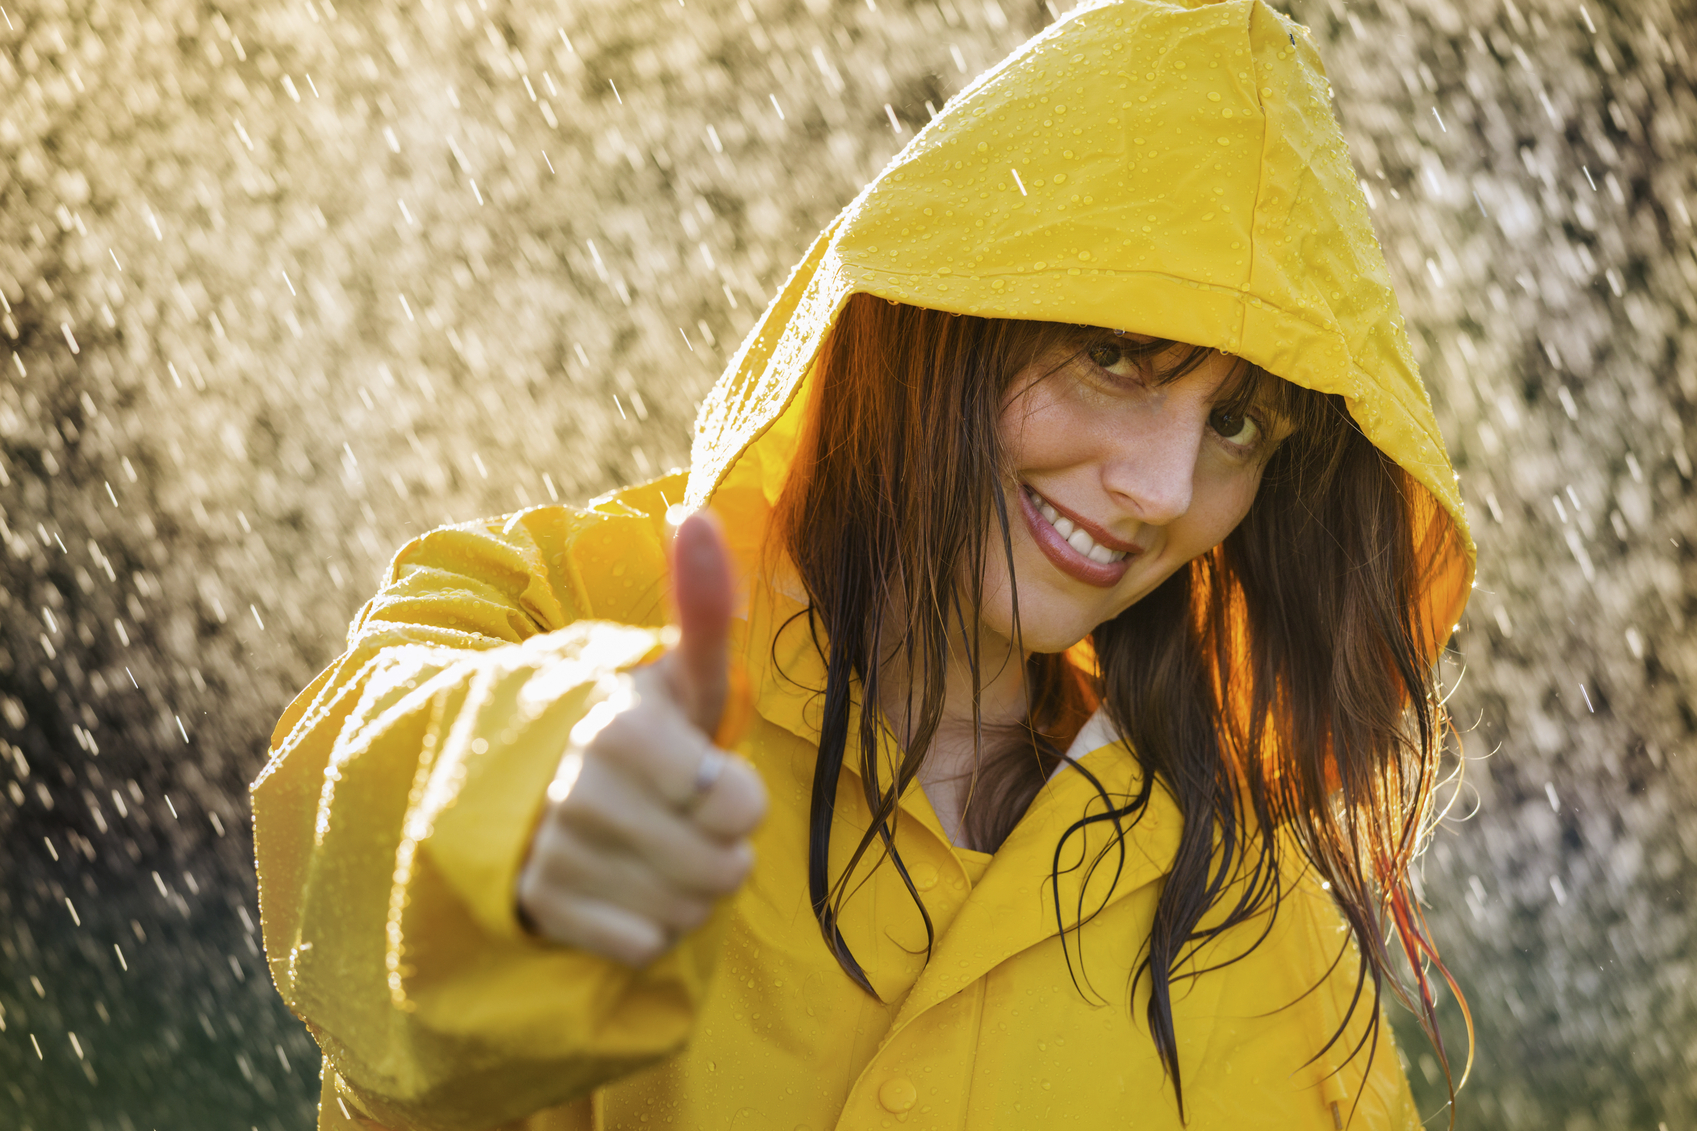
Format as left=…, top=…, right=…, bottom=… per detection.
left=1016, top=484, right=1138, bottom=589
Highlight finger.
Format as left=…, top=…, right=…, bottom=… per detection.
left=589, top=673, right=719, bottom=807
left=578, top=682, right=765, bottom=840
left=559, top=754, right=755, bottom=898
left=670, top=510, right=733, bottom=735
left=520, top=890, right=673, bottom=967
left=688, top=754, right=769, bottom=841
left=526, top=821, right=716, bottom=934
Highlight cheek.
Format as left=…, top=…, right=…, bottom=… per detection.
left=973, top=526, right=1024, bottom=642
left=998, top=377, right=1093, bottom=469
left=1186, top=465, right=1265, bottom=550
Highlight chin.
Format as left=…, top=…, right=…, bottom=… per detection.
left=1011, top=613, right=1101, bottom=655
left=980, top=553, right=1117, bottom=656
left=981, top=591, right=1102, bottom=656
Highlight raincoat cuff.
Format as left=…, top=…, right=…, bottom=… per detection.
left=418, top=621, right=671, bottom=946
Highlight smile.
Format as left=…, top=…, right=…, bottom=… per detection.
left=1017, top=484, right=1138, bottom=588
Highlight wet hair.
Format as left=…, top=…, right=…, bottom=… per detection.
left=770, top=292, right=1464, bottom=1118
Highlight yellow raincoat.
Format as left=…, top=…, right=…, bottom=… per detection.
left=253, top=1, right=1476, bottom=1128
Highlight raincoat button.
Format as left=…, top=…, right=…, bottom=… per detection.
left=878, top=1077, right=917, bottom=1112
left=911, top=862, right=939, bottom=891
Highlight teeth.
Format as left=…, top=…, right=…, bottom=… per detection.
left=1026, top=486, right=1130, bottom=565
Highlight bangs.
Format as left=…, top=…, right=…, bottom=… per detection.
left=1052, top=326, right=1346, bottom=454
left=1214, top=359, right=1342, bottom=446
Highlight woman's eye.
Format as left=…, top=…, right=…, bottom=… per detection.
left=1209, top=407, right=1262, bottom=448
left=1086, top=343, right=1125, bottom=371
left=1085, top=342, right=1147, bottom=387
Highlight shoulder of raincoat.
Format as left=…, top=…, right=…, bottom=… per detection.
left=252, top=1, right=1475, bottom=1129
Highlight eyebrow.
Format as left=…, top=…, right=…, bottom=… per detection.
left=1220, top=367, right=1302, bottom=443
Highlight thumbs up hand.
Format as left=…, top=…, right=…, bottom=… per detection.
left=516, top=512, right=768, bottom=966
left=667, top=509, right=737, bottom=739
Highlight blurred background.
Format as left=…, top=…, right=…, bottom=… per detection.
left=0, top=0, right=1691, bottom=1126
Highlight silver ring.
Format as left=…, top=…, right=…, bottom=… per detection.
left=690, top=748, right=727, bottom=803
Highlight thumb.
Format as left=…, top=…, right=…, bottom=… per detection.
left=670, top=509, right=734, bottom=736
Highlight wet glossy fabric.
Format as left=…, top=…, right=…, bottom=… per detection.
left=254, top=1, right=1469, bottom=1127
left=257, top=480, right=1420, bottom=1131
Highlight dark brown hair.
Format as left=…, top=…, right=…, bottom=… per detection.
left=771, top=293, right=1464, bottom=1117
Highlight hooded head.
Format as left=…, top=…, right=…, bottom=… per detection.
left=682, top=0, right=1476, bottom=1103
left=688, top=0, right=1473, bottom=652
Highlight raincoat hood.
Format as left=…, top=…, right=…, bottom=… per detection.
left=689, top=0, right=1474, bottom=650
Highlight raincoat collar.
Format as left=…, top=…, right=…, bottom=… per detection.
left=741, top=561, right=1183, bottom=1016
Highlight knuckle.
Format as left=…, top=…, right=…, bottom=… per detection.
left=566, top=906, right=637, bottom=963
left=555, top=758, right=608, bottom=811
left=618, top=926, right=668, bottom=968
left=544, top=843, right=594, bottom=890
left=524, top=895, right=579, bottom=947
left=593, top=789, right=665, bottom=846
left=727, top=762, right=769, bottom=817
left=522, top=838, right=565, bottom=893
left=717, top=777, right=768, bottom=834
left=531, top=827, right=610, bottom=898
left=553, top=785, right=588, bottom=821
left=566, top=800, right=627, bottom=844
left=557, top=773, right=639, bottom=842
left=664, top=897, right=712, bottom=933
left=517, top=877, right=564, bottom=931
left=743, top=781, right=771, bottom=827
left=728, top=841, right=756, bottom=885
left=514, top=869, right=548, bottom=923
left=585, top=708, right=644, bottom=759
left=701, top=844, right=751, bottom=894
left=587, top=926, right=629, bottom=962
left=529, top=808, right=568, bottom=856
left=678, top=852, right=724, bottom=893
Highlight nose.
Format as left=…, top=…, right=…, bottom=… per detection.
left=1100, top=414, right=1203, bottom=526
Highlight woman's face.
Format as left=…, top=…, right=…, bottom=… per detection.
left=981, top=336, right=1290, bottom=655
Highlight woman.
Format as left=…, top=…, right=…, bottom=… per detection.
left=253, top=1, right=1476, bottom=1128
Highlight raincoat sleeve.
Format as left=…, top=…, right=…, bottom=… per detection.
left=251, top=491, right=724, bottom=1131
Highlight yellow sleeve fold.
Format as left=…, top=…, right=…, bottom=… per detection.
left=251, top=501, right=718, bottom=1131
